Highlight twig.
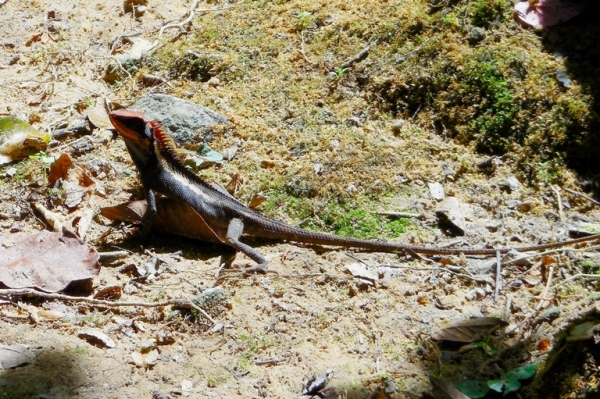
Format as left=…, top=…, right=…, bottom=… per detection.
left=396, top=39, right=431, bottom=63
left=340, top=43, right=372, bottom=69
left=564, top=187, right=600, bottom=207
left=98, top=251, right=130, bottom=261
left=375, top=211, right=424, bottom=219
left=299, top=31, right=312, bottom=65
left=535, top=265, right=555, bottom=311
left=504, top=294, right=513, bottom=323
left=254, top=356, right=287, bottom=365
left=378, top=264, right=490, bottom=283
left=0, top=288, right=215, bottom=325
left=156, top=1, right=232, bottom=43
left=494, top=250, right=501, bottom=302
left=551, top=185, right=564, bottom=221
left=109, top=55, right=137, bottom=92
left=501, top=243, right=600, bottom=266
left=551, top=273, right=600, bottom=291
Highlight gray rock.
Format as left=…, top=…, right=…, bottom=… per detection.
left=131, top=94, right=229, bottom=144
left=436, top=196, right=469, bottom=235
left=192, top=286, right=230, bottom=308
left=428, top=182, right=445, bottom=201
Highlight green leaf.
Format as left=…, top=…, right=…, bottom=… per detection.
left=487, top=379, right=504, bottom=393
left=455, top=380, right=489, bottom=398
left=504, top=363, right=538, bottom=380
left=183, top=144, right=224, bottom=170
left=0, top=116, right=46, bottom=164
left=503, top=379, right=521, bottom=394
left=29, top=151, right=55, bottom=163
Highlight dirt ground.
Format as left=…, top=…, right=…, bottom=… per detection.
left=1, top=1, right=600, bottom=398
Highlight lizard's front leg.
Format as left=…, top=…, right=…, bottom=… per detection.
left=140, top=187, right=158, bottom=237
left=225, top=218, right=269, bottom=274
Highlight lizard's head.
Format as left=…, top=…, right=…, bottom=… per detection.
left=109, top=109, right=152, bottom=144
left=109, top=109, right=155, bottom=167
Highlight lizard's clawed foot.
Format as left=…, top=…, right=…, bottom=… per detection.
left=242, top=264, right=268, bottom=275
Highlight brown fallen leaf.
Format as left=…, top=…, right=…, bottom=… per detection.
left=225, top=173, right=243, bottom=195
left=26, top=91, right=47, bottom=106
left=0, top=227, right=99, bottom=293
left=248, top=192, right=267, bottom=209
left=77, top=329, right=116, bottom=348
left=101, top=198, right=222, bottom=243
left=93, top=285, right=122, bottom=300
left=37, top=309, right=65, bottom=320
left=431, top=317, right=508, bottom=343
left=515, top=0, right=585, bottom=27
left=49, top=153, right=95, bottom=209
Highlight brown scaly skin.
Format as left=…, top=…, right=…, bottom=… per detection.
left=109, top=109, right=600, bottom=274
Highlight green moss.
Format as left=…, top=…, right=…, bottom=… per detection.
left=326, top=207, right=409, bottom=239
left=470, top=0, right=512, bottom=28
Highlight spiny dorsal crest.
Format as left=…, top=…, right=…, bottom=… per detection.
left=150, top=121, right=185, bottom=165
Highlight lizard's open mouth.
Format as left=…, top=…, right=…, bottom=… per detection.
left=108, top=109, right=149, bottom=146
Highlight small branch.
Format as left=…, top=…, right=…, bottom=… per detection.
left=378, top=264, right=490, bottom=284
left=98, top=250, right=130, bottom=261
left=340, top=43, right=372, bottom=69
left=494, top=250, right=501, bottom=302
left=396, top=39, right=431, bottom=63
left=564, top=187, right=600, bottom=207
left=109, top=55, right=137, bottom=92
left=535, top=265, right=555, bottom=311
left=254, top=356, right=288, bottom=365
left=501, top=244, right=600, bottom=266
left=551, top=185, right=564, bottom=221
left=155, top=1, right=232, bottom=43
left=504, top=294, right=513, bottom=323
left=0, top=288, right=215, bottom=326
left=551, top=273, right=600, bottom=291
left=299, top=31, right=312, bottom=65
left=376, top=211, right=424, bottom=219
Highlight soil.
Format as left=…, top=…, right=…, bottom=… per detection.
left=1, top=1, right=600, bottom=399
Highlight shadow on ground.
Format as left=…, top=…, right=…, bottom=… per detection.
left=0, top=346, right=86, bottom=398
left=542, top=6, right=600, bottom=189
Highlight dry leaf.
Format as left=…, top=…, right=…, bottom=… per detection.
left=222, top=145, right=238, bottom=161
left=37, top=309, right=65, bottom=320
left=515, top=0, right=585, bottom=27
left=26, top=91, right=47, bottom=106
left=77, top=329, right=116, bottom=348
left=49, top=153, right=95, bottom=209
left=101, top=198, right=222, bottom=243
left=225, top=173, right=243, bottom=195
left=541, top=255, right=556, bottom=266
left=248, top=192, right=267, bottom=209
left=0, top=227, right=99, bottom=293
left=431, top=317, right=508, bottom=342
left=94, top=285, right=122, bottom=300
left=86, top=100, right=112, bottom=129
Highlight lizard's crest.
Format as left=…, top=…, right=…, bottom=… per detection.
left=150, top=121, right=186, bottom=166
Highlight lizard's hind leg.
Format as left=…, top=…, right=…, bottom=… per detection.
left=225, top=218, right=269, bottom=275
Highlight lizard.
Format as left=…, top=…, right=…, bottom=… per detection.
left=108, top=108, right=600, bottom=274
